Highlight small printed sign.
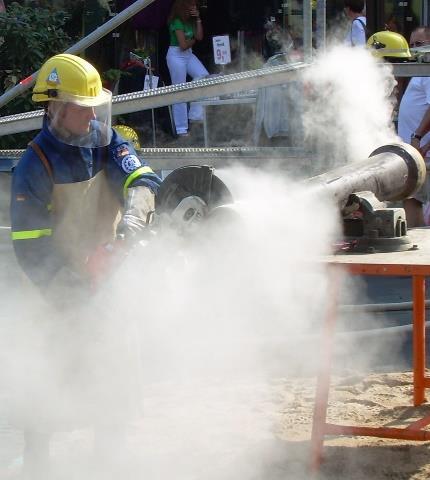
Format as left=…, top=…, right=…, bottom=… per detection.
left=212, top=35, right=231, bottom=65
left=143, top=75, right=159, bottom=90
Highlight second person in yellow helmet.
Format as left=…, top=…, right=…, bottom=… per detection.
left=9, top=52, right=162, bottom=479
left=366, top=30, right=412, bottom=61
left=113, top=124, right=141, bottom=150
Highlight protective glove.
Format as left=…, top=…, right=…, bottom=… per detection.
left=116, top=186, right=155, bottom=242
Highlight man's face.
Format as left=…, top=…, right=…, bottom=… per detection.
left=61, top=103, right=96, bottom=136
left=410, top=30, right=430, bottom=48
left=47, top=97, right=111, bottom=147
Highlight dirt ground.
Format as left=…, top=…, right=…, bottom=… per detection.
left=2, top=370, right=430, bottom=479
left=276, top=370, right=430, bottom=479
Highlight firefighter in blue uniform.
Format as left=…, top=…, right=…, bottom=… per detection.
left=11, top=53, right=161, bottom=294
left=9, top=53, right=161, bottom=478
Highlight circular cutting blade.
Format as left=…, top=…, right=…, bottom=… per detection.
left=155, top=165, right=233, bottom=216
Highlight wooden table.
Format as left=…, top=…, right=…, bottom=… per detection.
left=311, top=228, right=430, bottom=470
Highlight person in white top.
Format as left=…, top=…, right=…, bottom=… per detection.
left=344, top=0, right=366, bottom=47
left=398, top=26, right=430, bottom=227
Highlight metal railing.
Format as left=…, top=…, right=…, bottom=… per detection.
left=0, top=62, right=309, bottom=136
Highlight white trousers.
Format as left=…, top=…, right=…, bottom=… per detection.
left=166, top=46, right=209, bottom=134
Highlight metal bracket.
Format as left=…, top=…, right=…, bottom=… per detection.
left=343, top=191, right=413, bottom=253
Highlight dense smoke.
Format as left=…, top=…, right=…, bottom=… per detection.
left=0, top=45, right=406, bottom=479
left=101, top=166, right=339, bottom=479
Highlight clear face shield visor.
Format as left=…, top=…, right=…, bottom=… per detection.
left=46, top=88, right=112, bottom=148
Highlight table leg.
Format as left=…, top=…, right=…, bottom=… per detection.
left=310, top=266, right=341, bottom=471
left=413, top=275, right=426, bottom=406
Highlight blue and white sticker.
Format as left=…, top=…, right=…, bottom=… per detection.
left=121, top=154, right=141, bottom=173
left=47, top=68, right=60, bottom=84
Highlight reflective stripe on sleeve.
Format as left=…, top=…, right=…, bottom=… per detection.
left=123, top=166, right=154, bottom=198
left=11, top=229, right=52, bottom=240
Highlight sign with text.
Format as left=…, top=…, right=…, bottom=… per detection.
left=144, top=74, right=159, bottom=90
left=212, top=35, right=231, bottom=65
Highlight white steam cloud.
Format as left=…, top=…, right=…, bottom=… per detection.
left=0, top=45, right=404, bottom=479
left=100, top=166, right=339, bottom=479
left=302, top=46, right=399, bottom=168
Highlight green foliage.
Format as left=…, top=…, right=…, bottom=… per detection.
left=133, top=48, right=153, bottom=59
left=0, top=2, right=71, bottom=148
left=0, top=2, right=71, bottom=80
left=101, top=68, right=130, bottom=93
left=102, top=68, right=124, bottom=84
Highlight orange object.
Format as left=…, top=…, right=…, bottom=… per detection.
left=311, top=229, right=430, bottom=472
left=85, top=241, right=126, bottom=291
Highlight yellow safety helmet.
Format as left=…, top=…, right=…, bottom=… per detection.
left=367, top=31, right=411, bottom=59
left=113, top=125, right=141, bottom=150
left=33, top=54, right=113, bottom=148
left=32, top=53, right=111, bottom=106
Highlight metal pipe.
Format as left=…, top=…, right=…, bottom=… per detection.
left=0, top=146, right=311, bottom=173
left=0, top=0, right=157, bottom=110
left=339, top=299, right=430, bottom=313
left=304, top=143, right=427, bottom=210
left=391, top=63, right=430, bottom=77
left=0, top=62, right=308, bottom=136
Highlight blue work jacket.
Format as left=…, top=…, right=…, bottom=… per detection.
left=10, top=116, right=161, bottom=288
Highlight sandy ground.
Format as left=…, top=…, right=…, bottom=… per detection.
left=277, top=370, right=430, bottom=480
left=2, top=370, right=430, bottom=479
left=0, top=251, right=427, bottom=478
